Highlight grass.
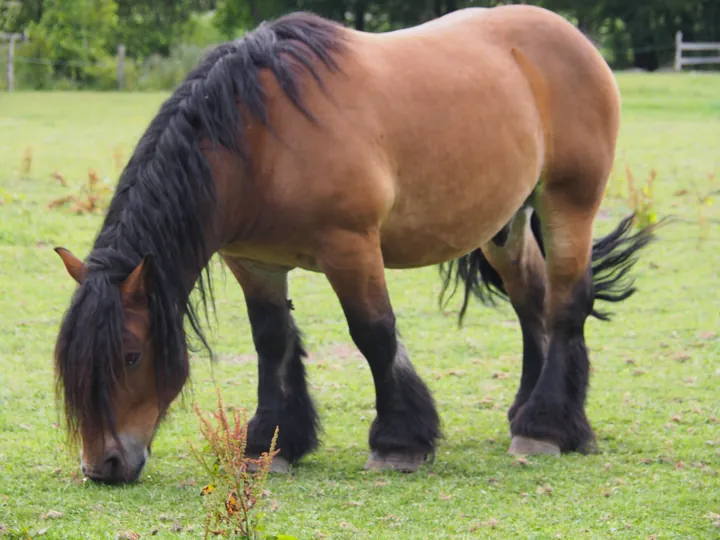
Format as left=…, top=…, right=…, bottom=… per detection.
left=0, top=72, right=719, bottom=539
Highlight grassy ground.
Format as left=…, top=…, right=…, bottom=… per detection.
left=0, top=72, right=719, bottom=539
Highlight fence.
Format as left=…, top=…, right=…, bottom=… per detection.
left=1, top=36, right=127, bottom=91
left=1, top=30, right=28, bottom=91
left=1, top=39, right=211, bottom=92
left=674, top=31, right=720, bottom=71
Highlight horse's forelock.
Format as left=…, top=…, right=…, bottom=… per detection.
left=55, top=274, right=124, bottom=443
left=55, top=269, right=190, bottom=444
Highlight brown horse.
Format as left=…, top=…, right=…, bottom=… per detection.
left=54, top=5, right=656, bottom=484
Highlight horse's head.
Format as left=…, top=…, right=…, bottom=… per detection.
left=53, top=247, right=188, bottom=484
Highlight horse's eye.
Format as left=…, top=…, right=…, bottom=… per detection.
left=125, top=352, right=141, bottom=367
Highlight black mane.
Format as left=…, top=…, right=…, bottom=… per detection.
left=55, top=12, right=345, bottom=440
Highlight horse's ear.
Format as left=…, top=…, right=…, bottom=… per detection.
left=120, top=254, right=154, bottom=304
left=54, top=247, right=88, bottom=284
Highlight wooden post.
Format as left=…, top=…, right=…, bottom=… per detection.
left=8, top=34, right=16, bottom=92
left=117, top=44, right=125, bottom=90
left=675, top=31, right=683, bottom=71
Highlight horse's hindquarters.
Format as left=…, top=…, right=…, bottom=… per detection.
left=358, top=33, right=545, bottom=267
left=365, top=6, right=619, bottom=269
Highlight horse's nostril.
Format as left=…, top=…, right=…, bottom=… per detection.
left=101, top=452, right=123, bottom=482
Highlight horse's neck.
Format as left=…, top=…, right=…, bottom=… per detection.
left=93, top=205, right=221, bottom=308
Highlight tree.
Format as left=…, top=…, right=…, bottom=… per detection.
left=27, top=0, right=118, bottom=80
left=114, top=0, right=217, bottom=58
left=212, top=0, right=450, bottom=35
left=214, top=0, right=297, bottom=37
left=5, top=0, right=719, bottom=88
left=0, top=0, right=44, bottom=33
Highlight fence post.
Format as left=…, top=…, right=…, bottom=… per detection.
left=117, top=44, right=125, bottom=90
left=8, top=33, right=16, bottom=92
left=674, top=31, right=683, bottom=71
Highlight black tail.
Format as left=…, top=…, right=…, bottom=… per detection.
left=587, top=213, right=659, bottom=320
left=438, top=212, right=658, bottom=325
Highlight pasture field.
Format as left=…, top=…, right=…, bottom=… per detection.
left=0, top=73, right=719, bottom=539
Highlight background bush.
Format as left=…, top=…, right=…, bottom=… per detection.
left=1, top=0, right=718, bottom=91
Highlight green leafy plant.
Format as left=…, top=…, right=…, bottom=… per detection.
left=189, top=389, right=295, bottom=540
left=625, top=165, right=657, bottom=229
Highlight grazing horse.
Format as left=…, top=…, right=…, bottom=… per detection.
left=54, top=5, right=656, bottom=484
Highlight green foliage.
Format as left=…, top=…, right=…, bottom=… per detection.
left=26, top=0, right=118, bottom=81
left=125, top=11, right=226, bottom=91
left=113, top=0, right=216, bottom=58
left=624, top=165, right=658, bottom=230
left=135, top=43, right=208, bottom=91
left=11, top=0, right=120, bottom=89
left=209, top=0, right=720, bottom=66
left=211, top=0, right=450, bottom=35
left=13, top=39, right=54, bottom=90
left=213, top=0, right=258, bottom=38
left=5, top=0, right=720, bottom=90
left=0, top=0, right=41, bottom=33
left=182, top=11, right=227, bottom=48
left=86, top=54, right=138, bottom=91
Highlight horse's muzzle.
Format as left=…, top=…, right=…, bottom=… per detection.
left=82, top=437, right=148, bottom=484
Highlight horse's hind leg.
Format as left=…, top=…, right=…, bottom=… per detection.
left=508, top=171, right=608, bottom=455
left=221, top=255, right=319, bottom=471
left=480, top=207, right=548, bottom=428
left=318, top=229, right=441, bottom=472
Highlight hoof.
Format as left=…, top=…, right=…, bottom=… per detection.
left=508, top=436, right=560, bottom=456
left=247, top=456, right=290, bottom=474
left=363, top=451, right=429, bottom=473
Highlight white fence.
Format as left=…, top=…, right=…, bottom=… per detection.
left=1, top=30, right=27, bottom=91
left=674, top=31, right=720, bottom=71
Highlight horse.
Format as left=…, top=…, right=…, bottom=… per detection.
left=53, top=5, right=657, bottom=484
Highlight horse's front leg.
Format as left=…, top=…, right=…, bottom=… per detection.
left=222, top=255, right=320, bottom=471
left=317, top=229, right=441, bottom=472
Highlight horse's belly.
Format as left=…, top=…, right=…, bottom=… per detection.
left=362, top=39, right=543, bottom=267
left=376, top=108, right=542, bottom=267
left=379, top=169, right=536, bottom=269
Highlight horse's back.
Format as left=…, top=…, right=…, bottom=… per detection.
left=226, top=6, right=620, bottom=270
left=363, top=4, right=620, bottom=170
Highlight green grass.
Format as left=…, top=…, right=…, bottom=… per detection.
left=1, top=72, right=719, bottom=539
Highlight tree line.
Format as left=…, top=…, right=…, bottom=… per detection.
left=1, top=0, right=718, bottom=90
